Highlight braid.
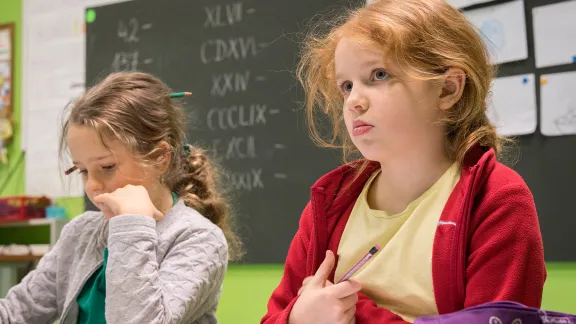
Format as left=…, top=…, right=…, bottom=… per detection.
left=170, top=144, right=244, bottom=261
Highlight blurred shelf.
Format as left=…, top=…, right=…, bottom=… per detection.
left=0, top=218, right=67, bottom=228
left=0, top=255, right=43, bottom=262
left=0, top=218, right=68, bottom=246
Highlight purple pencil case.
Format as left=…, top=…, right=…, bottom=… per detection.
left=414, top=301, right=576, bottom=324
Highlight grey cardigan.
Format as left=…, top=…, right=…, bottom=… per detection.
left=0, top=200, right=229, bottom=324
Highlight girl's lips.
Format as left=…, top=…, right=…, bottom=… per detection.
left=353, top=125, right=373, bottom=136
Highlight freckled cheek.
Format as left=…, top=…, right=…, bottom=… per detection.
left=377, top=97, right=409, bottom=120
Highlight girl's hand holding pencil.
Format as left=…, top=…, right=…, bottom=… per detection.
left=289, top=251, right=361, bottom=324
left=297, top=275, right=333, bottom=295
left=297, top=244, right=380, bottom=296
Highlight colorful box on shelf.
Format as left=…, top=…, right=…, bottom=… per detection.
left=0, top=195, right=52, bottom=224
left=46, top=205, right=67, bottom=220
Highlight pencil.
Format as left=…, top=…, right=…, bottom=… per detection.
left=64, top=166, right=77, bottom=175
left=170, top=92, right=192, bottom=98
left=336, top=244, right=381, bottom=283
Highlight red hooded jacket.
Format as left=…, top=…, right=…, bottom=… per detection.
left=262, top=147, right=546, bottom=324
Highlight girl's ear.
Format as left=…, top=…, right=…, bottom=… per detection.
left=438, top=68, right=466, bottom=110
left=155, top=141, right=172, bottom=174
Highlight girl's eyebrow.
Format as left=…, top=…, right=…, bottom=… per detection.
left=72, top=154, right=113, bottom=165
left=336, top=59, right=386, bottom=80
left=361, top=58, right=385, bottom=68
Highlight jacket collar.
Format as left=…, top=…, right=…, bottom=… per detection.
left=310, top=144, right=496, bottom=219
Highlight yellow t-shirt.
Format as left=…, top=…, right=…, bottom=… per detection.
left=334, top=163, right=461, bottom=322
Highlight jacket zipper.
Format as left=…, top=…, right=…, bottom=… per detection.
left=453, top=167, right=478, bottom=308
left=59, top=261, right=104, bottom=323
left=311, top=188, right=328, bottom=276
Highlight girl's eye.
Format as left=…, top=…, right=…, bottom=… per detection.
left=102, top=164, right=116, bottom=171
left=373, top=69, right=389, bottom=81
left=340, top=81, right=353, bottom=94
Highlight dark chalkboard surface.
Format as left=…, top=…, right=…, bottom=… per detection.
left=85, top=0, right=353, bottom=263
left=85, top=0, right=576, bottom=262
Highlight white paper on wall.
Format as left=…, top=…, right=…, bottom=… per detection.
left=464, top=0, right=528, bottom=65
left=532, top=0, right=576, bottom=68
left=446, top=0, right=496, bottom=9
left=540, top=71, right=576, bottom=137
left=486, top=74, right=537, bottom=137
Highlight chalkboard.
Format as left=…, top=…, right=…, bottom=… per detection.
left=85, top=0, right=354, bottom=263
left=85, top=0, right=576, bottom=263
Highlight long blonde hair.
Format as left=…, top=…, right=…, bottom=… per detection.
left=298, top=0, right=505, bottom=168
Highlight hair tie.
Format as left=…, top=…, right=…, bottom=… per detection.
left=183, top=144, right=191, bottom=157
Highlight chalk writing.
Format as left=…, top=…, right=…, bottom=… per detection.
left=112, top=51, right=139, bottom=71
left=204, top=2, right=244, bottom=28
left=210, top=135, right=257, bottom=160
left=207, top=104, right=268, bottom=130
left=118, top=18, right=140, bottom=43
left=226, top=168, right=264, bottom=190
left=211, top=71, right=251, bottom=97
left=196, top=2, right=287, bottom=191
left=200, top=37, right=257, bottom=64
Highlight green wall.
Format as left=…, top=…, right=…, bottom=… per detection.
left=0, top=0, right=24, bottom=197
left=0, top=1, right=574, bottom=323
